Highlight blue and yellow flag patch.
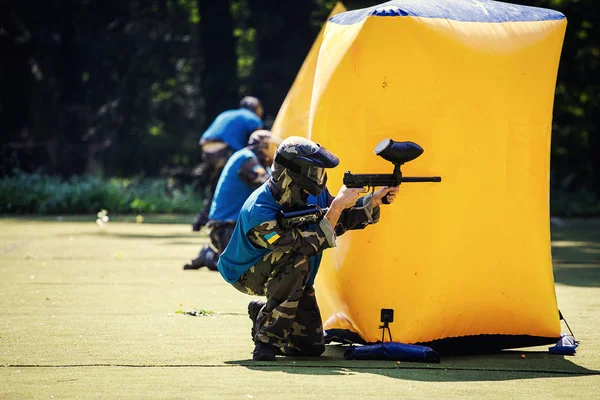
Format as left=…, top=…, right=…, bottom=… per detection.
left=264, top=231, right=280, bottom=245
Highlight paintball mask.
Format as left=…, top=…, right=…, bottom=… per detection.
left=247, top=130, right=281, bottom=166
left=274, top=136, right=339, bottom=196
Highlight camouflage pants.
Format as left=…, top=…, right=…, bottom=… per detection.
left=232, top=252, right=325, bottom=356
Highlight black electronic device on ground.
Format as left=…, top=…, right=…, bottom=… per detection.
left=380, top=308, right=394, bottom=343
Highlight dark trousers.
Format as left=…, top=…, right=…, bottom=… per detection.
left=193, top=147, right=233, bottom=230
left=196, top=222, right=235, bottom=270
left=232, top=252, right=325, bottom=356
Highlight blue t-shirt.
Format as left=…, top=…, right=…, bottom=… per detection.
left=209, top=148, right=260, bottom=222
left=201, top=108, right=263, bottom=151
left=218, top=184, right=328, bottom=284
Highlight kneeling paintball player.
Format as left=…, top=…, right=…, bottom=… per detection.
left=184, top=130, right=281, bottom=271
left=217, top=136, right=399, bottom=361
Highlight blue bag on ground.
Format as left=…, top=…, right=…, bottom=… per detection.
left=548, top=334, right=578, bottom=356
left=344, top=342, right=441, bottom=363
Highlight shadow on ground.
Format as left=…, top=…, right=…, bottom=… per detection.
left=551, top=219, right=600, bottom=287
left=553, top=263, right=600, bottom=287
left=2, top=214, right=196, bottom=224
left=226, top=347, right=599, bottom=382
left=58, top=231, right=201, bottom=240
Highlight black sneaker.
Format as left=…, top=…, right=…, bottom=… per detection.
left=183, top=259, right=204, bottom=269
left=248, top=300, right=265, bottom=342
left=253, top=342, right=279, bottom=361
left=183, top=257, right=205, bottom=270
left=183, top=247, right=213, bottom=270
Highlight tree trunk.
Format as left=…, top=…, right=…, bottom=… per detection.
left=247, top=0, right=316, bottom=123
left=197, top=0, right=239, bottom=125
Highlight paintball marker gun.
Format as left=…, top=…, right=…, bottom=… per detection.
left=277, top=140, right=441, bottom=228
left=343, top=139, right=441, bottom=203
left=277, top=205, right=327, bottom=229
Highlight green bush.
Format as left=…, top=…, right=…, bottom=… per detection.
left=1, top=171, right=598, bottom=217
left=0, top=171, right=203, bottom=214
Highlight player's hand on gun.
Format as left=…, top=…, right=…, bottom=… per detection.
left=372, top=186, right=399, bottom=207
left=332, top=185, right=399, bottom=210
left=331, top=186, right=367, bottom=210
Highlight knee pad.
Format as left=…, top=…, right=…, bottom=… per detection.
left=199, top=246, right=218, bottom=271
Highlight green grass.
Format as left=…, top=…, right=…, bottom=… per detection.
left=1, top=217, right=599, bottom=399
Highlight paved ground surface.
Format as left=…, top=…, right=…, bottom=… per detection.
left=1, top=216, right=599, bottom=399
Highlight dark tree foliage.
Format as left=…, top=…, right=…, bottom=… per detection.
left=2, top=0, right=203, bottom=176
left=197, top=0, right=239, bottom=123
left=510, top=0, right=600, bottom=193
left=0, top=0, right=598, bottom=197
left=246, top=0, right=317, bottom=122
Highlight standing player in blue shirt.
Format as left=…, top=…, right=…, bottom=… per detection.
left=184, top=130, right=280, bottom=270
left=192, top=96, right=264, bottom=231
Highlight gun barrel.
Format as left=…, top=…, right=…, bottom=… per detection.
left=343, top=171, right=442, bottom=188
left=401, top=176, right=442, bottom=183
left=343, top=173, right=397, bottom=188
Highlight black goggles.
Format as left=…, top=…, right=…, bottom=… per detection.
left=307, top=166, right=326, bottom=185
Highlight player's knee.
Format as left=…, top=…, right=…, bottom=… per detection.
left=294, top=255, right=311, bottom=273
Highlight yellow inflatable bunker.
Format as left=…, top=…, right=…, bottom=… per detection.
left=310, top=0, right=567, bottom=352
